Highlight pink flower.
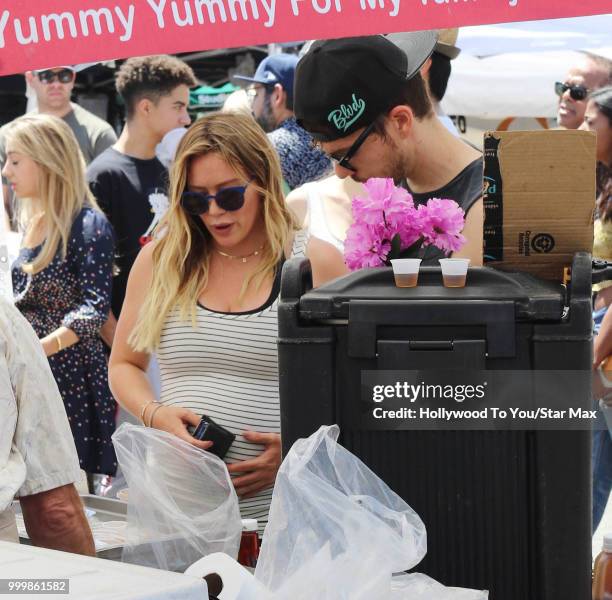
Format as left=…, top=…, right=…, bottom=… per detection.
left=419, top=198, right=466, bottom=255
left=343, top=181, right=466, bottom=270
left=344, top=222, right=391, bottom=269
left=353, top=178, right=416, bottom=227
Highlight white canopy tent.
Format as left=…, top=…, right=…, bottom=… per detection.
left=441, top=15, right=612, bottom=120
left=456, top=15, right=612, bottom=57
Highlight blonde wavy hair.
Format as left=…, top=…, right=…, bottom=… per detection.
left=6, top=113, right=100, bottom=275
left=129, top=112, right=298, bottom=352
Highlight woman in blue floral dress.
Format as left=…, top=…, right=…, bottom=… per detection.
left=3, top=114, right=117, bottom=476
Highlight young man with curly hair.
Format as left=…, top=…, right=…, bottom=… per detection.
left=87, top=55, right=196, bottom=342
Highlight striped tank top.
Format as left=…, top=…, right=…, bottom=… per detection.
left=157, top=232, right=307, bottom=533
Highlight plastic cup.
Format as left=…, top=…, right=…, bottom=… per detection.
left=390, top=259, right=422, bottom=288
left=439, top=258, right=470, bottom=288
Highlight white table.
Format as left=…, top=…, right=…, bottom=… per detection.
left=0, top=541, right=208, bottom=599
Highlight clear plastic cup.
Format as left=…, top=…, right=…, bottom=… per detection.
left=439, top=258, right=470, bottom=287
left=390, top=259, right=422, bottom=288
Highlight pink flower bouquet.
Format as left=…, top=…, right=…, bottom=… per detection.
left=344, top=178, right=466, bottom=271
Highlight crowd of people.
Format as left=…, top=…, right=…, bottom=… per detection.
left=0, top=29, right=611, bottom=556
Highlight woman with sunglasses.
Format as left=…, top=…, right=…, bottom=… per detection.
left=2, top=114, right=117, bottom=481
left=109, top=113, right=346, bottom=531
left=583, top=87, right=612, bottom=326
left=577, top=86, right=612, bottom=532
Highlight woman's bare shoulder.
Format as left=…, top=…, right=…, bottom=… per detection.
left=131, top=241, right=157, bottom=281
left=286, top=186, right=309, bottom=227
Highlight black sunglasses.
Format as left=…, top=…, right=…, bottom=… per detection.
left=36, top=68, right=75, bottom=84
left=555, top=81, right=589, bottom=101
left=181, top=181, right=252, bottom=216
left=332, top=122, right=377, bottom=171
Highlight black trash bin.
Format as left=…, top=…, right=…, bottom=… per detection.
left=278, top=253, right=593, bottom=600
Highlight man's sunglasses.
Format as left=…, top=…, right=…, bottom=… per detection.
left=555, top=81, right=589, bottom=101
left=246, top=84, right=273, bottom=103
left=181, top=181, right=252, bottom=216
left=332, top=121, right=377, bottom=171
left=36, top=68, right=75, bottom=84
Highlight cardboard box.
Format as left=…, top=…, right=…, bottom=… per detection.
left=483, top=129, right=596, bottom=281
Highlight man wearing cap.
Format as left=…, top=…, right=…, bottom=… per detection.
left=294, top=35, right=483, bottom=264
left=235, top=54, right=331, bottom=191
left=420, top=29, right=461, bottom=136
left=0, top=66, right=117, bottom=226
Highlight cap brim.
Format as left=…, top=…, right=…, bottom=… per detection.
left=233, top=74, right=258, bottom=83
left=385, top=30, right=437, bottom=78
left=233, top=74, right=278, bottom=86
left=34, top=64, right=97, bottom=73
left=434, top=42, right=461, bottom=60
left=34, top=65, right=74, bottom=73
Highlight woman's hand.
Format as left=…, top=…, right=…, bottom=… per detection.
left=227, top=432, right=281, bottom=499
left=149, top=404, right=213, bottom=451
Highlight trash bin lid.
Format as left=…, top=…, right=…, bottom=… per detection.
left=297, top=266, right=564, bottom=322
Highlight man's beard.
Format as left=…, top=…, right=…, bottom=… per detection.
left=385, top=136, right=408, bottom=183
left=355, top=138, right=406, bottom=183
left=254, top=97, right=276, bottom=133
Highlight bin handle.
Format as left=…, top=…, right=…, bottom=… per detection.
left=348, top=300, right=516, bottom=358
left=280, top=257, right=313, bottom=301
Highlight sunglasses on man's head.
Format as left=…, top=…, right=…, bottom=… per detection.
left=36, top=68, right=75, bottom=85
left=555, top=81, right=589, bottom=101
left=330, top=121, right=377, bottom=172
left=181, top=181, right=252, bottom=216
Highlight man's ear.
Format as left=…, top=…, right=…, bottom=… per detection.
left=135, top=97, right=153, bottom=119
left=25, top=71, right=35, bottom=85
left=270, top=83, right=287, bottom=109
left=387, top=105, right=414, bottom=138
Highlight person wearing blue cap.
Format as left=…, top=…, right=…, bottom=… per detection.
left=234, top=54, right=331, bottom=191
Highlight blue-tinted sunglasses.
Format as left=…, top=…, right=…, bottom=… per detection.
left=181, top=181, right=253, bottom=216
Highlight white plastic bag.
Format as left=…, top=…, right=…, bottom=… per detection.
left=391, top=573, right=488, bottom=599
left=255, top=425, right=428, bottom=599
left=112, top=422, right=242, bottom=572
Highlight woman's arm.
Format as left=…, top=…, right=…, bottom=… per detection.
left=595, top=307, right=612, bottom=369
left=41, top=327, right=79, bottom=357
left=306, top=236, right=348, bottom=287
left=451, top=198, right=484, bottom=266
left=43, top=211, right=114, bottom=357
left=100, top=311, right=118, bottom=348
left=108, top=242, right=156, bottom=418
left=109, top=243, right=211, bottom=449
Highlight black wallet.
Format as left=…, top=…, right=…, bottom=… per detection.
left=193, top=415, right=236, bottom=459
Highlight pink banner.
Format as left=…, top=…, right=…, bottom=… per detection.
left=0, top=0, right=609, bottom=76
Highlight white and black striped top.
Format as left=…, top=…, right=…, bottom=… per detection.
left=157, top=232, right=307, bottom=533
